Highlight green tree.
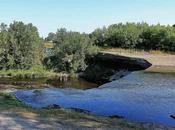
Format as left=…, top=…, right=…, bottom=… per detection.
left=90, top=22, right=175, bottom=52
left=45, top=32, right=56, bottom=41
left=0, top=23, right=8, bottom=69
left=0, top=21, right=43, bottom=70
left=45, top=29, right=99, bottom=73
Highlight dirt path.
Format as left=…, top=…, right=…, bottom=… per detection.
left=0, top=110, right=73, bottom=130
left=1, top=109, right=175, bottom=130
left=0, top=109, right=108, bottom=130
left=0, top=91, right=175, bottom=130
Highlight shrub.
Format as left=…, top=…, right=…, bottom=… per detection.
left=44, top=29, right=99, bottom=73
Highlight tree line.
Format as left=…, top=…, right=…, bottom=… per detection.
left=1, top=21, right=175, bottom=73
left=0, top=21, right=98, bottom=73
left=47, top=22, right=175, bottom=52
left=44, top=22, right=175, bottom=73
left=90, top=23, right=175, bottom=52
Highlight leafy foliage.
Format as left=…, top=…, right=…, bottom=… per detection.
left=90, top=23, right=175, bottom=52
left=0, top=21, right=43, bottom=70
left=2, top=21, right=175, bottom=74
left=45, top=28, right=99, bottom=73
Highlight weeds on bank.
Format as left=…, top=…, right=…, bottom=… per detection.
left=0, top=67, right=68, bottom=79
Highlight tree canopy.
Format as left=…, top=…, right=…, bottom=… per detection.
left=1, top=21, right=175, bottom=73
left=90, top=23, right=175, bottom=52
left=0, top=21, right=43, bottom=70
left=44, top=28, right=99, bottom=73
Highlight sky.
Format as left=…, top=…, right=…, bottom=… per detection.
left=0, top=0, right=175, bottom=37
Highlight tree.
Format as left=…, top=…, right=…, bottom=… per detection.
left=0, top=21, right=43, bottom=70
left=44, top=29, right=99, bottom=73
left=90, top=22, right=175, bottom=52
left=90, top=27, right=107, bottom=46
left=45, top=32, right=56, bottom=42
left=0, top=23, right=8, bottom=69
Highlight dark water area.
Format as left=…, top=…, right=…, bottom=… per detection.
left=15, top=72, right=175, bottom=126
left=46, top=78, right=98, bottom=89
left=0, top=77, right=97, bottom=89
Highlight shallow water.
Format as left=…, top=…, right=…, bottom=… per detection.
left=15, top=72, right=175, bottom=126
left=0, top=77, right=97, bottom=89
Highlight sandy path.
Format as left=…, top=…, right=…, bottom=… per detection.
left=102, top=51, right=175, bottom=66
left=102, top=51, right=175, bottom=73
left=123, top=54, right=175, bottom=67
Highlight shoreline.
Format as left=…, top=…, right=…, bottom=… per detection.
left=145, top=65, right=175, bottom=74
left=102, top=48, right=175, bottom=73
left=0, top=91, right=174, bottom=130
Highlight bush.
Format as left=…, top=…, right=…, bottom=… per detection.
left=90, top=23, right=175, bottom=52
left=44, top=29, right=99, bottom=73
left=0, top=21, right=44, bottom=70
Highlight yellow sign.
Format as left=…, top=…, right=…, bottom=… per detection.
left=44, top=42, right=54, bottom=48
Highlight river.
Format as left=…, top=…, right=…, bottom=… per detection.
left=14, top=71, right=175, bottom=126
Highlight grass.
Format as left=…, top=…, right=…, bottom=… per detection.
left=0, top=93, right=26, bottom=109
left=100, top=47, right=175, bottom=55
left=0, top=67, right=69, bottom=79
left=0, top=92, right=147, bottom=130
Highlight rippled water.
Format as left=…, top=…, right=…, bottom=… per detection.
left=15, top=72, right=175, bottom=126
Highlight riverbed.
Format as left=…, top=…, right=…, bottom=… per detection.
left=14, top=71, right=175, bottom=126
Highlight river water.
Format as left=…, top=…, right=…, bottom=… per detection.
left=0, top=77, right=97, bottom=89
left=14, top=71, right=175, bottom=126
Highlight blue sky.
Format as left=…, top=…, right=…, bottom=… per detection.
left=0, top=0, right=175, bottom=37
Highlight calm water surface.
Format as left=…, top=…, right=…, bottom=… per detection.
left=0, top=77, right=97, bottom=89
left=15, top=72, right=175, bottom=126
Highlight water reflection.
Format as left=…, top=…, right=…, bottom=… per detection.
left=0, top=77, right=98, bottom=89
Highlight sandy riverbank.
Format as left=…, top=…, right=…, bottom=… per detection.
left=102, top=48, right=175, bottom=73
